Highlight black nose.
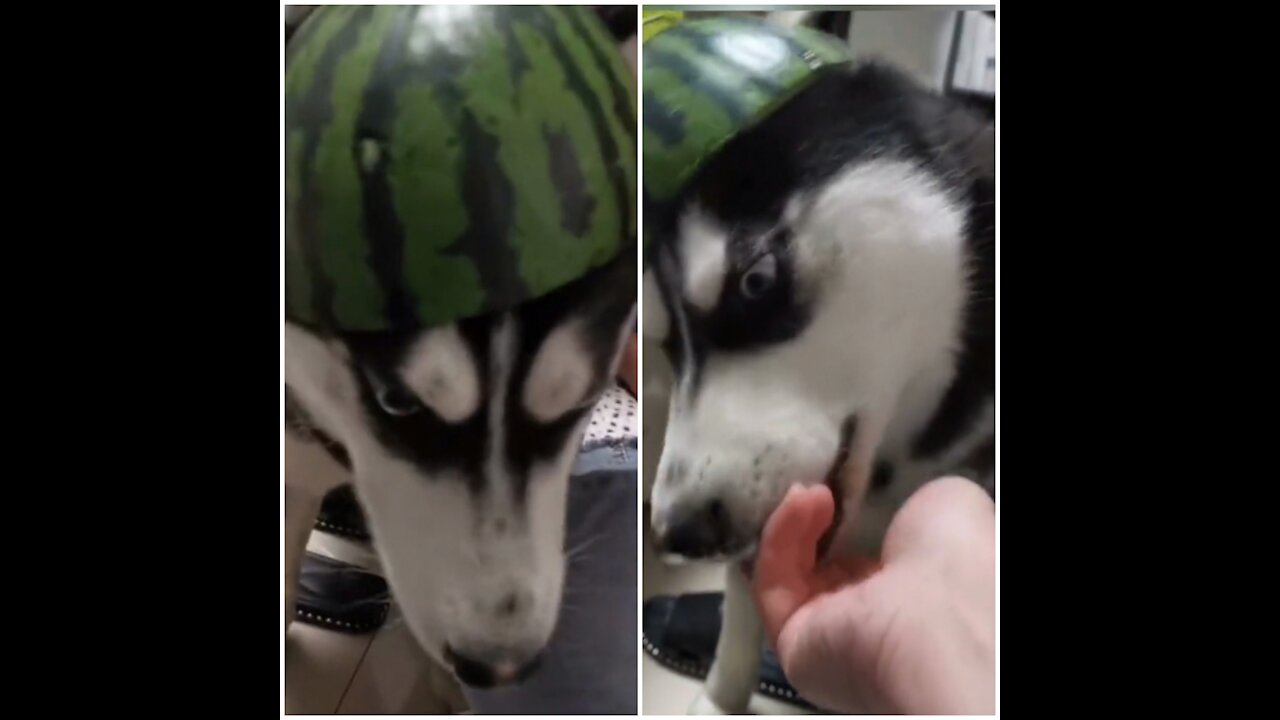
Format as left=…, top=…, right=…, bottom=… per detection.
left=657, top=499, right=733, bottom=559
left=443, top=644, right=543, bottom=688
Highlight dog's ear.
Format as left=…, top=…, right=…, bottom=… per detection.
left=285, top=322, right=361, bottom=444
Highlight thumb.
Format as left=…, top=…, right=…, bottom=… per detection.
left=753, top=483, right=835, bottom=647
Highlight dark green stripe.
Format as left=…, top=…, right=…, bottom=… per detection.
left=558, top=7, right=637, bottom=129
left=543, top=125, right=595, bottom=237
left=312, top=8, right=401, bottom=328
left=555, top=6, right=637, bottom=243
left=453, top=106, right=524, bottom=311
left=543, top=6, right=635, bottom=251
left=389, top=6, right=493, bottom=325
left=288, top=6, right=637, bottom=329
left=452, top=8, right=613, bottom=297
left=391, top=80, right=484, bottom=326
left=290, top=6, right=378, bottom=327
left=492, top=10, right=533, bottom=105
left=476, top=11, right=596, bottom=297
left=643, top=46, right=751, bottom=126
left=286, top=6, right=359, bottom=104
left=285, top=129, right=313, bottom=322
left=354, top=5, right=418, bottom=328
left=524, top=10, right=630, bottom=260
left=641, top=17, right=851, bottom=202
left=567, top=6, right=636, bottom=117
left=641, top=53, right=737, bottom=197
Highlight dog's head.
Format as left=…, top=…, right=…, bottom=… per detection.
left=286, top=252, right=635, bottom=686
left=646, top=64, right=983, bottom=561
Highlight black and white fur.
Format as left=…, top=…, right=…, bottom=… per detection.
left=644, top=62, right=994, bottom=713
left=285, top=252, right=636, bottom=689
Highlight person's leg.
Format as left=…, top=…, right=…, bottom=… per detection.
left=461, top=438, right=638, bottom=714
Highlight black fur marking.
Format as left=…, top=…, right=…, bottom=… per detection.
left=696, top=226, right=810, bottom=352
left=340, top=249, right=636, bottom=502
left=871, top=460, right=894, bottom=492
left=592, top=5, right=636, bottom=42
left=963, top=436, right=995, bottom=480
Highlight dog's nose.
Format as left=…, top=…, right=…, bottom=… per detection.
left=656, top=499, right=733, bottom=559
left=492, top=588, right=534, bottom=619
left=443, top=644, right=544, bottom=688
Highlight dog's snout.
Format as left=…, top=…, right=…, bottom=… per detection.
left=656, top=498, right=733, bottom=559
left=444, top=643, right=544, bottom=688
left=494, top=588, right=533, bottom=619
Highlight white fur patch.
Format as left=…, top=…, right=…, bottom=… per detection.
left=522, top=319, right=594, bottom=423
left=678, top=209, right=729, bottom=312
left=284, top=323, right=360, bottom=444
left=399, top=325, right=482, bottom=424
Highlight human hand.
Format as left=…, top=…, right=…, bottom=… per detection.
left=753, top=478, right=996, bottom=715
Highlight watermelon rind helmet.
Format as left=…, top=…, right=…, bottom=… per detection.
left=641, top=16, right=852, bottom=252
left=286, top=6, right=637, bottom=332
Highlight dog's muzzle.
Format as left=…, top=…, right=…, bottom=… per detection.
left=652, top=498, right=745, bottom=560
left=443, top=643, right=545, bottom=688
left=653, top=413, right=859, bottom=562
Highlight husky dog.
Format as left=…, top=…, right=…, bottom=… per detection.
left=644, top=62, right=994, bottom=713
left=286, top=252, right=636, bottom=688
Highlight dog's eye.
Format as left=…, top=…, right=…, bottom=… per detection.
left=363, top=370, right=423, bottom=417
left=375, top=385, right=423, bottom=417
left=739, top=254, right=777, bottom=299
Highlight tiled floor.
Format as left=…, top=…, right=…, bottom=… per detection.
left=640, top=506, right=813, bottom=716
left=284, top=534, right=466, bottom=715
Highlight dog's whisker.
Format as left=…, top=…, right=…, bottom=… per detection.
left=565, top=532, right=607, bottom=557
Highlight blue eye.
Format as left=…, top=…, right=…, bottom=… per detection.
left=739, top=254, right=777, bottom=299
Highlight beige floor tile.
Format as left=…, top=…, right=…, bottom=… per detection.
left=336, top=609, right=466, bottom=714
left=287, top=531, right=459, bottom=714
left=285, top=622, right=374, bottom=714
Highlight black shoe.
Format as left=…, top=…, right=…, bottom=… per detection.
left=641, top=592, right=818, bottom=710
left=294, top=484, right=387, bottom=633
left=294, top=551, right=390, bottom=634
left=313, top=484, right=372, bottom=542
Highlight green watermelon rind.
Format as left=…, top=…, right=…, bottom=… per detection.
left=285, top=6, right=638, bottom=332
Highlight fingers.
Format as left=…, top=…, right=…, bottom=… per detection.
left=753, top=483, right=836, bottom=646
